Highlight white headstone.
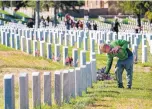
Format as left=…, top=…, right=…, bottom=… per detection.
left=65, top=34, right=69, bottom=46
left=72, top=48, right=78, bottom=67
left=83, top=37, right=88, bottom=51
left=62, top=70, right=70, bottom=103
left=69, top=69, right=76, bottom=98
left=75, top=67, right=82, bottom=96
left=4, top=74, right=15, bottom=109
left=32, top=72, right=41, bottom=108
left=80, top=65, right=87, bottom=92
left=70, top=35, right=75, bottom=46
left=40, top=41, right=45, bottom=57
left=142, top=45, right=147, bottom=63
left=19, top=73, right=29, bottom=109
left=47, top=43, right=52, bottom=59
left=77, top=36, right=81, bottom=48
left=10, top=33, right=15, bottom=48
left=21, top=36, right=26, bottom=52
left=91, top=59, right=97, bottom=82
left=54, top=32, right=58, bottom=44
left=55, top=44, right=60, bottom=61
left=26, top=39, right=32, bottom=54
left=80, top=50, right=86, bottom=66
left=86, top=62, right=92, bottom=87
left=132, top=44, right=138, bottom=63
left=90, top=38, right=95, bottom=52
left=43, top=72, right=52, bottom=106
left=63, top=46, right=68, bottom=65
left=98, top=40, right=103, bottom=54
left=33, top=40, right=38, bottom=57
left=54, top=71, right=62, bottom=106
left=15, top=34, right=20, bottom=50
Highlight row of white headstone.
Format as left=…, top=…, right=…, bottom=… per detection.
left=98, top=19, right=152, bottom=33
left=0, top=27, right=97, bottom=66
left=3, top=59, right=97, bottom=109
left=1, top=24, right=152, bottom=64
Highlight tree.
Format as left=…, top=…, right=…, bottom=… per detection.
left=14, top=1, right=28, bottom=11
left=0, top=1, right=11, bottom=10
left=35, top=0, right=40, bottom=29
left=118, top=1, right=152, bottom=27
left=19, top=1, right=84, bottom=27
left=0, top=1, right=84, bottom=28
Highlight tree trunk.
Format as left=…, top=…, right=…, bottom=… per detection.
left=2, top=1, right=4, bottom=10
left=137, top=13, right=141, bottom=27
left=10, top=0, right=12, bottom=10
left=35, top=0, right=40, bottom=29
left=54, top=2, right=57, bottom=27
left=33, top=8, right=36, bottom=20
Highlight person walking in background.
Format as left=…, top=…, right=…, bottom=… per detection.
left=27, top=19, right=34, bottom=28
left=76, top=20, right=79, bottom=29
left=65, top=13, right=71, bottom=30
left=79, top=21, right=83, bottom=29
left=93, top=22, right=97, bottom=30
left=46, top=16, right=50, bottom=26
left=114, top=18, right=121, bottom=37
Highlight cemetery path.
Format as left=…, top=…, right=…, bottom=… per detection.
left=134, top=65, right=151, bottom=73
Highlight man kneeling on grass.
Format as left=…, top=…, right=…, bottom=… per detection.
left=99, top=40, right=133, bottom=89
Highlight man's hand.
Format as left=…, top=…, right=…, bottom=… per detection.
left=110, top=46, right=121, bottom=54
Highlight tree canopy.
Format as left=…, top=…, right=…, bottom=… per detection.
left=118, top=1, right=152, bottom=26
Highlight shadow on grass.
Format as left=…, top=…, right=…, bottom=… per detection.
left=97, top=90, right=120, bottom=94
left=91, top=104, right=112, bottom=108
left=87, top=90, right=120, bottom=94
left=133, top=87, right=152, bottom=91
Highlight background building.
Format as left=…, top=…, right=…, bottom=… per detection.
left=85, top=0, right=109, bottom=9
left=84, top=0, right=119, bottom=17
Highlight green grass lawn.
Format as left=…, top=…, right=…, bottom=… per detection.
left=55, top=69, right=152, bottom=109
left=0, top=44, right=65, bottom=70
left=0, top=10, right=10, bottom=15
left=15, top=11, right=30, bottom=18
left=0, top=37, right=152, bottom=109
left=0, top=10, right=30, bottom=24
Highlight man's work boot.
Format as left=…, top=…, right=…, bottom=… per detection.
left=127, top=86, right=131, bottom=89
left=118, top=83, right=124, bottom=88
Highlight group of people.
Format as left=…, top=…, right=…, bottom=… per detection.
left=26, top=16, right=50, bottom=28
left=64, top=13, right=99, bottom=30
left=86, top=21, right=98, bottom=30
left=64, top=13, right=84, bottom=30
left=26, top=13, right=99, bottom=30
left=40, top=16, right=50, bottom=28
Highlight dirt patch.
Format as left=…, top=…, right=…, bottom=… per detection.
left=134, top=65, right=151, bottom=73
left=0, top=51, right=27, bottom=56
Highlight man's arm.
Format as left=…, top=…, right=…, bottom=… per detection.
left=113, top=40, right=129, bottom=50
left=105, top=54, right=113, bottom=74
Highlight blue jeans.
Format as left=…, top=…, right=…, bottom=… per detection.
left=115, top=55, right=133, bottom=87
left=66, top=24, right=70, bottom=30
